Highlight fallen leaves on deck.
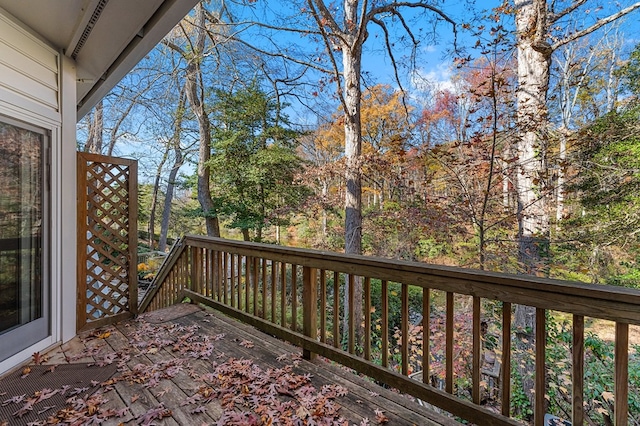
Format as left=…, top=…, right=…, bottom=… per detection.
left=0, top=315, right=391, bottom=425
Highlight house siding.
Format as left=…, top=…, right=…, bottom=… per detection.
left=0, top=11, right=59, bottom=113
left=0, top=8, right=76, bottom=375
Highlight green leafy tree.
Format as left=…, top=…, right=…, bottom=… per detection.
left=208, top=83, right=309, bottom=242
left=618, top=41, right=640, bottom=96
left=563, top=44, right=640, bottom=285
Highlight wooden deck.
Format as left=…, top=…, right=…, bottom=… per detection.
left=24, top=303, right=458, bottom=425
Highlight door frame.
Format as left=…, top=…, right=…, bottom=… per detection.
left=0, top=115, right=51, bottom=361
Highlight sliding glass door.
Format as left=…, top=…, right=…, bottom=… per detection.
left=0, top=116, right=49, bottom=361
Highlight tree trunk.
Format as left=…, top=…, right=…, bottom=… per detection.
left=341, top=2, right=364, bottom=349
left=184, top=4, right=220, bottom=237
left=148, top=147, right=170, bottom=250
left=513, top=0, right=553, bottom=416
left=159, top=90, right=187, bottom=252
left=343, top=50, right=363, bottom=256
left=556, top=131, right=567, bottom=224
left=515, top=0, right=551, bottom=276
left=159, top=145, right=184, bottom=252
left=85, top=100, right=104, bottom=154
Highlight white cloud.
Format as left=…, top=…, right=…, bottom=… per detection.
left=409, top=62, right=456, bottom=106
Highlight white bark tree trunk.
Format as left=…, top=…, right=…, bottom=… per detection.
left=84, top=100, right=103, bottom=154
left=515, top=0, right=552, bottom=276
left=514, top=0, right=553, bottom=416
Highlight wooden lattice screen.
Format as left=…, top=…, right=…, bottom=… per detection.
left=77, top=152, right=138, bottom=332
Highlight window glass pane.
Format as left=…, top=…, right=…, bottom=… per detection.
left=0, top=120, right=43, bottom=334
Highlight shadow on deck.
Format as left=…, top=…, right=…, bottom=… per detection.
left=1, top=303, right=457, bottom=425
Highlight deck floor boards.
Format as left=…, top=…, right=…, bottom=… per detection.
left=8, top=303, right=458, bottom=425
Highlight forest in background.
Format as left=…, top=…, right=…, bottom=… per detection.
left=77, top=1, right=640, bottom=420
left=77, top=0, right=640, bottom=287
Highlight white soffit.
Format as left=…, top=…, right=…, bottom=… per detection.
left=0, top=0, right=199, bottom=119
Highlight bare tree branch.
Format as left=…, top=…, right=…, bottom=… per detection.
left=306, top=0, right=347, bottom=108
left=366, top=2, right=458, bottom=49
left=549, top=0, right=588, bottom=24
left=310, top=0, right=346, bottom=41
left=552, top=2, right=640, bottom=51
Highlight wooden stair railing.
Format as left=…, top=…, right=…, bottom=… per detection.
left=138, top=235, right=640, bottom=426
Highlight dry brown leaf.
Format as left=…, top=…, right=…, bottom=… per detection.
left=21, top=366, right=31, bottom=378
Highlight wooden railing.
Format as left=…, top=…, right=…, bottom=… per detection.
left=139, top=235, right=640, bottom=426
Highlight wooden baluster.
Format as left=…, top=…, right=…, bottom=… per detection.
left=472, top=296, right=481, bottom=404
left=320, top=270, right=327, bottom=343
left=216, top=250, right=221, bottom=301
left=446, top=292, right=454, bottom=393
left=210, top=250, right=216, bottom=299
left=176, top=253, right=182, bottom=302
left=223, top=252, right=228, bottom=304
left=230, top=255, right=236, bottom=308
left=207, top=249, right=213, bottom=298
left=160, top=271, right=166, bottom=308
left=615, top=322, right=629, bottom=426
left=172, top=256, right=178, bottom=304
left=211, top=250, right=216, bottom=300
left=203, top=249, right=208, bottom=298
left=382, top=280, right=389, bottom=368
left=190, top=246, right=197, bottom=294
left=200, top=248, right=205, bottom=296
left=333, top=271, right=340, bottom=349
left=280, top=262, right=286, bottom=327
left=213, top=250, right=218, bottom=301
left=364, top=277, right=371, bottom=361
left=291, top=264, right=298, bottom=331
left=253, top=257, right=259, bottom=315
left=402, top=283, right=409, bottom=376
left=197, top=247, right=203, bottom=295
left=262, top=258, right=267, bottom=319
left=348, top=274, right=355, bottom=354
left=271, top=260, right=277, bottom=323
left=186, top=251, right=190, bottom=297
left=502, top=302, right=512, bottom=417
left=303, top=266, right=318, bottom=360
left=422, top=287, right=430, bottom=384
left=572, top=314, right=584, bottom=426
left=184, top=251, right=189, bottom=297
left=218, top=251, right=229, bottom=305
left=237, top=255, right=242, bottom=310
left=214, top=251, right=218, bottom=302
left=245, top=256, right=251, bottom=313
left=204, top=248, right=209, bottom=297
left=202, top=248, right=206, bottom=296
left=535, top=308, right=546, bottom=426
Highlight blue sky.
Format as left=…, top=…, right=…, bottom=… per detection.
left=81, top=0, right=640, bottom=172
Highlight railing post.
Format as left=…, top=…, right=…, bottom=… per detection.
left=615, top=322, right=629, bottom=426
left=303, top=266, right=318, bottom=360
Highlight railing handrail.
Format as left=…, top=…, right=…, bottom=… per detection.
left=138, top=236, right=186, bottom=313
left=140, top=234, right=639, bottom=426
left=180, top=234, right=640, bottom=325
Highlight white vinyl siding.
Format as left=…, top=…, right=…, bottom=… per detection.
left=0, top=12, right=58, bottom=112
left=0, top=8, right=73, bottom=376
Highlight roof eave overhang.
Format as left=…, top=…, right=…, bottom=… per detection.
left=76, top=0, right=198, bottom=119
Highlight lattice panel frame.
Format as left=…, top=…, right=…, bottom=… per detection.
left=77, top=152, right=138, bottom=331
